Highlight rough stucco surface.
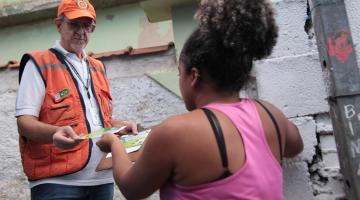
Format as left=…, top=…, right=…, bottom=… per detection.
left=271, top=0, right=318, bottom=59
left=102, top=50, right=186, bottom=128
left=255, top=53, right=329, bottom=118
left=0, top=84, right=27, bottom=200
left=283, top=161, right=314, bottom=200
left=345, top=0, right=360, bottom=67
left=282, top=117, right=316, bottom=200
left=257, top=0, right=347, bottom=199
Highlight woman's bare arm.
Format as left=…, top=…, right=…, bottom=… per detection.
left=97, top=119, right=176, bottom=199
left=283, top=120, right=303, bottom=158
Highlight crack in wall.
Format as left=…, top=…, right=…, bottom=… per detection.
left=309, top=114, right=347, bottom=199
left=304, top=0, right=314, bottom=39
left=308, top=132, right=330, bottom=196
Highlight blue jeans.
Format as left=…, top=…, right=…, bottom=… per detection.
left=31, top=183, right=114, bottom=200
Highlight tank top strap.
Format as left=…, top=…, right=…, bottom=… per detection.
left=254, top=100, right=283, bottom=162
left=201, top=108, right=232, bottom=179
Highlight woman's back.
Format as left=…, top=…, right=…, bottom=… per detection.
left=160, top=99, right=283, bottom=199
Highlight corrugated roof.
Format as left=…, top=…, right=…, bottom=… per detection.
left=0, top=42, right=174, bottom=69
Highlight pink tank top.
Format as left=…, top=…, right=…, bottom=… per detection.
left=160, top=99, right=283, bottom=200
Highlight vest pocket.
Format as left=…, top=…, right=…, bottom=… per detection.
left=52, top=140, right=85, bottom=154
left=27, top=142, right=51, bottom=159
left=42, top=90, right=77, bottom=125
left=97, top=89, right=113, bottom=119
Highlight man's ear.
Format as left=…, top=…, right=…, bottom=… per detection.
left=54, top=18, right=62, bottom=32
left=190, top=67, right=200, bottom=87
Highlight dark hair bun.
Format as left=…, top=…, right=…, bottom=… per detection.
left=195, top=0, right=278, bottom=60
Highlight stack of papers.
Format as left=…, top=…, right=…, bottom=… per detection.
left=120, top=129, right=151, bottom=153
left=95, top=129, right=151, bottom=171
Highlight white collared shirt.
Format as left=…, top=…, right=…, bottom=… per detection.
left=52, top=41, right=102, bottom=129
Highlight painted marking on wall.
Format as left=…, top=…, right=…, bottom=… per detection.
left=344, top=104, right=356, bottom=135
left=328, top=30, right=353, bottom=63
left=349, top=121, right=355, bottom=136
left=351, top=139, right=360, bottom=158
left=344, top=104, right=356, bottom=119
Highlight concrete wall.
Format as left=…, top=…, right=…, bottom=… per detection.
left=0, top=0, right=20, bottom=5
left=172, top=4, right=198, bottom=57
left=260, top=0, right=360, bottom=198
left=256, top=0, right=342, bottom=199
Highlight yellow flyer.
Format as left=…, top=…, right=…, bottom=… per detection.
left=79, top=126, right=126, bottom=140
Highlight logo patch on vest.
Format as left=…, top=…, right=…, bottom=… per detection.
left=55, top=89, right=70, bottom=101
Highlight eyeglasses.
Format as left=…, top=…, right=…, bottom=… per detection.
left=64, top=20, right=96, bottom=33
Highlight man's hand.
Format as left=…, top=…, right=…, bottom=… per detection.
left=112, top=119, right=138, bottom=135
left=53, top=126, right=81, bottom=149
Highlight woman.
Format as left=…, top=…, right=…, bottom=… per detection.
left=97, top=0, right=303, bottom=199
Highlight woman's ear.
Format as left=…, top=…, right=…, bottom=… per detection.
left=190, top=67, right=200, bottom=87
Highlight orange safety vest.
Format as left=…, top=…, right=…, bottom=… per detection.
left=18, top=48, right=113, bottom=180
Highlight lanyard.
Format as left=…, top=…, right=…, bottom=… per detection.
left=65, top=58, right=91, bottom=99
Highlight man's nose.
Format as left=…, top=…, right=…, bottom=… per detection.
left=75, top=26, right=87, bottom=34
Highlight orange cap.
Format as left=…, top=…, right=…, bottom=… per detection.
left=57, top=0, right=96, bottom=21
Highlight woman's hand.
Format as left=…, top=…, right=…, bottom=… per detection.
left=96, top=133, right=119, bottom=153
left=112, top=119, right=138, bottom=135
left=53, top=126, right=81, bottom=149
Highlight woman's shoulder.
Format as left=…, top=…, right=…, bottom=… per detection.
left=254, top=99, right=286, bottom=119
left=150, top=110, right=205, bottom=139
left=140, top=110, right=205, bottom=158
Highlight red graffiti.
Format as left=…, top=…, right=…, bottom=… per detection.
left=327, top=31, right=353, bottom=63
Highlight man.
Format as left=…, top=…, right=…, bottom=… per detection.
left=15, top=0, right=137, bottom=199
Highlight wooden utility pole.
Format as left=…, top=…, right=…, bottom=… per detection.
left=310, top=0, right=360, bottom=199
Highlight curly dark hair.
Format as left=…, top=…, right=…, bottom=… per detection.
left=180, top=0, right=278, bottom=92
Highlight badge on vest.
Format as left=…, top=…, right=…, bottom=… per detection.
left=54, top=89, right=70, bottom=101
